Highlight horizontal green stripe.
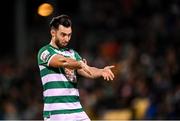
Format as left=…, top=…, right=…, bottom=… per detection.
left=44, top=96, right=80, bottom=103
left=43, top=81, right=77, bottom=90
left=43, top=108, right=83, bottom=117
left=40, top=67, right=63, bottom=77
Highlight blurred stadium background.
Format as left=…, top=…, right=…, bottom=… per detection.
left=0, top=0, right=180, bottom=120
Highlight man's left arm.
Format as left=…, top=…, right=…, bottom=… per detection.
left=77, top=60, right=115, bottom=81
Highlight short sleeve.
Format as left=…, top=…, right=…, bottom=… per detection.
left=37, top=46, right=56, bottom=66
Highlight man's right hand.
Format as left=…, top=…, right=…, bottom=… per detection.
left=79, top=61, right=92, bottom=76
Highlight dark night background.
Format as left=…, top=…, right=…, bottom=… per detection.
left=0, top=0, right=179, bottom=120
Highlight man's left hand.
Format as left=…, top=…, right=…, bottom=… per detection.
left=101, top=65, right=115, bottom=81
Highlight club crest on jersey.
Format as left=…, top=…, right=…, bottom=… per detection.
left=40, top=50, right=50, bottom=62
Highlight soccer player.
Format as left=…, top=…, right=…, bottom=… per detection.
left=37, top=14, right=115, bottom=121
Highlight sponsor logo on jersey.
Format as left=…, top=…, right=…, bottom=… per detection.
left=40, top=50, right=50, bottom=62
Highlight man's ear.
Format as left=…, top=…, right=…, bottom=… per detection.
left=50, top=29, right=56, bottom=37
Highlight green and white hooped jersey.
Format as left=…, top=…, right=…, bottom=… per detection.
left=37, top=44, right=90, bottom=120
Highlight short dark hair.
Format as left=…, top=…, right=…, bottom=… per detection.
left=49, top=14, right=72, bottom=29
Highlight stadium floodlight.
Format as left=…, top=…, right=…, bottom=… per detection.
left=38, top=3, right=54, bottom=17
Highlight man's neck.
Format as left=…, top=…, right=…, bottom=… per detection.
left=49, top=41, right=59, bottom=49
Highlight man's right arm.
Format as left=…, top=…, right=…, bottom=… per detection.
left=49, top=54, right=92, bottom=75
left=48, top=54, right=82, bottom=69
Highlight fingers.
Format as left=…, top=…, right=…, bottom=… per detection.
left=109, top=73, right=114, bottom=80
left=104, top=65, right=115, bottom=78
left=108, top=65, right=115, bottom=69
left=82, top=64, right=92, bottom=76
left=79, top=60, right=92, bottom=75
left=103, top=75, right=106, bottom=80
left=103, top=65, right=115, bottom=81
left=105, top=65, right=115, bottom=69
left=65, top=68, right=73, bottom=74
left=84, top=68, right=92, bottom=76
left=109, top=69, right=115, bottom=79
left=102, top=65, right=115, bottom=81
left=102, top=71, right=114, bottom=81
left=103, top=74, right=109, bottom=81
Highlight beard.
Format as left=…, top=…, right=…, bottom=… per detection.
left=55, top=38, right=68, bottom=48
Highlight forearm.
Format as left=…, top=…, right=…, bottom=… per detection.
left=89, top=67, right=103, bottom=78
left=77, top=67, right=102, bottom=79
left=78, top=65, right=115, bottom=81
left=63, top=58, right=82, bottom=69
left=77, top=59, right=115, bottom=81
left=49, top=54, right=82, bottom=69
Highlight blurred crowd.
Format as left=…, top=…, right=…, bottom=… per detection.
left=0, top=54, right=43, bottom=120
left=0, top=0, right=180, bottom=120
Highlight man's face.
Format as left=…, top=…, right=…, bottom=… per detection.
left=54, top=25, right=72, bottom=48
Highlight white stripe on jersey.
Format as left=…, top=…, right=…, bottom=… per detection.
left=42, top=74, right=68, bottom=85
left=54, top=49, right=76, bottom=59
left=39, top=65, right=46, bottom=71
left=43, top=88, right=79, bottom=97
left=44, top=102, right=82, bottom=111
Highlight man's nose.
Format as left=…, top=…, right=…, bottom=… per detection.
left=64, top=36, right=69, bottom=42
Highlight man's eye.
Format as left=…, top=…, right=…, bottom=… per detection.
left=61, top=33, right=66, bottom=36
